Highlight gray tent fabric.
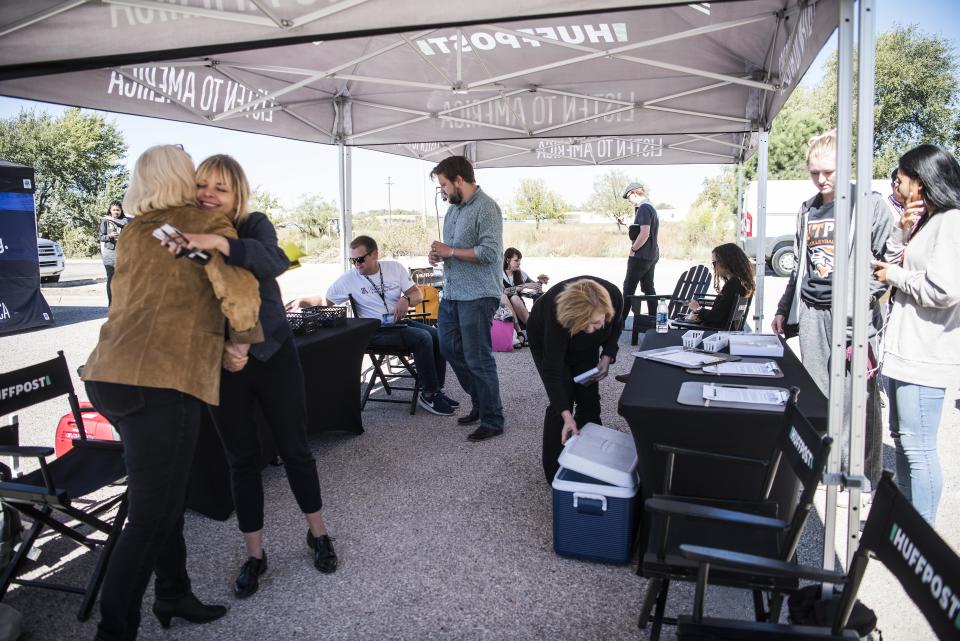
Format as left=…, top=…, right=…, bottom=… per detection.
left=0, top=0, right=837, bottom=167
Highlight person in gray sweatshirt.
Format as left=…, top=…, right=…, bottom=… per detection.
left=98, top=199, right=128, bottom=306
left=873, top=144, right=960, bottom=525
left=771, top=130, right=893, bottom=496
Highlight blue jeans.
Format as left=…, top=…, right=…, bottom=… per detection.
left=369, top=320, right=446, bottom=394
left=886, top=376, right=946, bottom=525
left=438, top=297, right=504, bottom=429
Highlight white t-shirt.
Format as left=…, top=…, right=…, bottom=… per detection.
left=326, top=260, right=414, bottom=319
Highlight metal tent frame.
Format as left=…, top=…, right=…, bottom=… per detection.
left=0, top=0, right=878, bottom=575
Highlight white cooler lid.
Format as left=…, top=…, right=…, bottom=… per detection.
left=557, top=423, right=638, bottom=489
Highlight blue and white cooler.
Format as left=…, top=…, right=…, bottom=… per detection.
left=552, top=423, right=640, bottom=564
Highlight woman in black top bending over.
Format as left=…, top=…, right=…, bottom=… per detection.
left=686, top=243, right=754, bottom=328
left=527, top=277, right=622, bottom=482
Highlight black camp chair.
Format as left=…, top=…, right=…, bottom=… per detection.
left=639, top=388, right=831, bottom=640
left=0, top=352, right=127, bottom=621
left=670, top=294, right=753, bottom=332
left=675, top=471, right=958, bottom=640
left=349, top=295, right=421, bottom=415
left=629, top=264, right=711, bottom=345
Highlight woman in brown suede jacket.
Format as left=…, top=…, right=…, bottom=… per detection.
left=82, top=144, right=262, bottom=641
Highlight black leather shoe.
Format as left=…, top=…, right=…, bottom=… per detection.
left=233, top=551, right=268, bottom=599
left=614, top=373, right=630, bottom=383
left=307, top=531, right=338, bottom=574
left=152, top=593, right=227, bottom=629
left=468, top=425, right=503, bottom=442
left=457, top=410, right=480, bottom=425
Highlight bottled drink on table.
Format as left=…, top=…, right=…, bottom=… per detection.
left=656, top=299, right=669, bottom=333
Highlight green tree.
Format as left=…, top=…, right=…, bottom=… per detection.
left=0, top=108, right=128, bottom=243
left=585, top=170, right=636, bottom=230
left=249, top=187, right=282, bottom=219
left=814, top=23, right=960, bottom=175
left=288, top=193, right=338, bottom=237
left=512, top=178, right=567, bottom=229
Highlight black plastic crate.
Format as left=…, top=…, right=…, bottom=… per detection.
left=286, top=305, right=346, bottom=335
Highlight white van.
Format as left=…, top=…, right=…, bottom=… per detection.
left=742, top=179, right=891, bottom=277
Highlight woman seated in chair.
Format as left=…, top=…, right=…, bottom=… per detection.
left=686, top=242, right=755, bottom=328
left=501, top=247, right=548, bottom=344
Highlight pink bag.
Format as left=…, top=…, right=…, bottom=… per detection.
left=490, top=319, right=515, bottom=352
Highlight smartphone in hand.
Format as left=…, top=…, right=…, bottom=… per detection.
left=573, top=367, right=600, bottom=385
left=152, top=224, right=210, bottom=265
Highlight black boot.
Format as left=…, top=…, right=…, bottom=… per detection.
left=234, top=551, right=268, bottom=598
left=152, top=593, right=227, bottom=629
left=307, top=530, right=338, bottom=574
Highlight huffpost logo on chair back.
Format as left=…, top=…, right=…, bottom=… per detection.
left=0, top=354, right=72, bottom=416
left=861, top=474, right=960, bottom=639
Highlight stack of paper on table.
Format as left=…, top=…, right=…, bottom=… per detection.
left=702, top=361, right=781, bottom=376
left=727, top=334, right=784, bottom=357
left=702, top=384, right=788, bottom=406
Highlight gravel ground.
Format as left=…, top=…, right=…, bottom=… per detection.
left=0, top=258, right=956, bottom=640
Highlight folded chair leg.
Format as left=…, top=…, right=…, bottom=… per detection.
left=767, top=592, right=785, bottom=623
left=650, top=578, right=670, bottom=641
left=752, top=589, right=767, bottom=622
left=78, top=494, right=128, bottom=621
left=638, top=577, right=663, bottom=630
left=0, top=508, right=48, bottom=599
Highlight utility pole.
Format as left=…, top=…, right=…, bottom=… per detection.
left=385, top=176, right=394, bottom=222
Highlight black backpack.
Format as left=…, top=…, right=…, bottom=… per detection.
left=0, top=464, right=23, bottom=569
left=788, top=583, right=880, bottom=639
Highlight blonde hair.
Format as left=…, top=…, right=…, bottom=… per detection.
left=123, top=145, right=198, bottom=215
left=555, top=279, right=614, bottom=335
left=806, top=129, right=837, bottom=167
left=196, top=154, right=251, bottom=225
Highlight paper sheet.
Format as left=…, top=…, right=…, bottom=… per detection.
left=702, top=384, right=788, bottom=405
left=702, top=361, right=780, bottom=377
left=644, top=348, right=722, bottom=368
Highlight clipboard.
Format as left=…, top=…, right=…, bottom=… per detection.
left=676, top=381, right=789, bottom=413
left=633, top=345, right=740, bottom=369
left=684, top=357, right=784, bottom=378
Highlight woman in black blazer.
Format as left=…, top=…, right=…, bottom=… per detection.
left=526, top=276, right=623, bottom=482
left=687, top=243, right=754, bottom=328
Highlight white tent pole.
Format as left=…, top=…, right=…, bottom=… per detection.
left=754, top=129, right=769, bottom=332
left=847, top=0, right=877, bottom=565
left=736, top=161, right=745, bottom=250
left=338, top=143, right=353, bottom=271
left=823, top=0, right=857, bottom=584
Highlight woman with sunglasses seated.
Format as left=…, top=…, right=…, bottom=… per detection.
left=501, top=247, right=548, bottom=346
left=685, top=243, right=754, bottom=329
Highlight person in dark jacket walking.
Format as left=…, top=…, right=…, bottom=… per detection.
left=175, top=155, right=337, bottom=599
left=527, top=277, right=622, bottom=482
left=98, top=200, right=129, bottom=306
left=621, top=181, right=659, bottom=326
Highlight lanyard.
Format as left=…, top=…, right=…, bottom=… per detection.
left=364, top=270, right=390, bottom=313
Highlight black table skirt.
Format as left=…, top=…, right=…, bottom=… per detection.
left=186, top=318, right=380, bottom=520
left=617, top=330, right=828, bottom=547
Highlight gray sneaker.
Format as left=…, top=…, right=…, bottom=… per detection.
left=419, top=391, right=454, bottom=416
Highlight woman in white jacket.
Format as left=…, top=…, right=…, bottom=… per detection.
left=873, top=144, right=960, bottom=525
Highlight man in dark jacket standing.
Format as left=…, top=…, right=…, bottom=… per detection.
left=621, top=181, right=659, bottom=326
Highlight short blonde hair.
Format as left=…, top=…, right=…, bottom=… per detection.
left=555, top=279, right=614, bottom=335
left=196, top=154, right=252, bottom=225
left=806, top=129, right=837, bottom=167
left=123, top=145, right=197, bottom=215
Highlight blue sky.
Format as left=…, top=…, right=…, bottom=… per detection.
left=1, top=0, right=958, bottom=215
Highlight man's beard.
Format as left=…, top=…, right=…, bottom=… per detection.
left=447, top=187, right=463, bottom=204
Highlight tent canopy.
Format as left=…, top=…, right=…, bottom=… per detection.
left=0, top=0, right=838, bottom=167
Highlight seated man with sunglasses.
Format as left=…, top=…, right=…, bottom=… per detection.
left=288, top=235, right=457, bottom=416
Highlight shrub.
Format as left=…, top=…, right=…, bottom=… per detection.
left=60, top=226, right=100, bottom=258
left=679, top=204, right=736, bottom=261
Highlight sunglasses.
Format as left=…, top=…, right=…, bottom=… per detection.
left=349, top=250, right=374, bottom=265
